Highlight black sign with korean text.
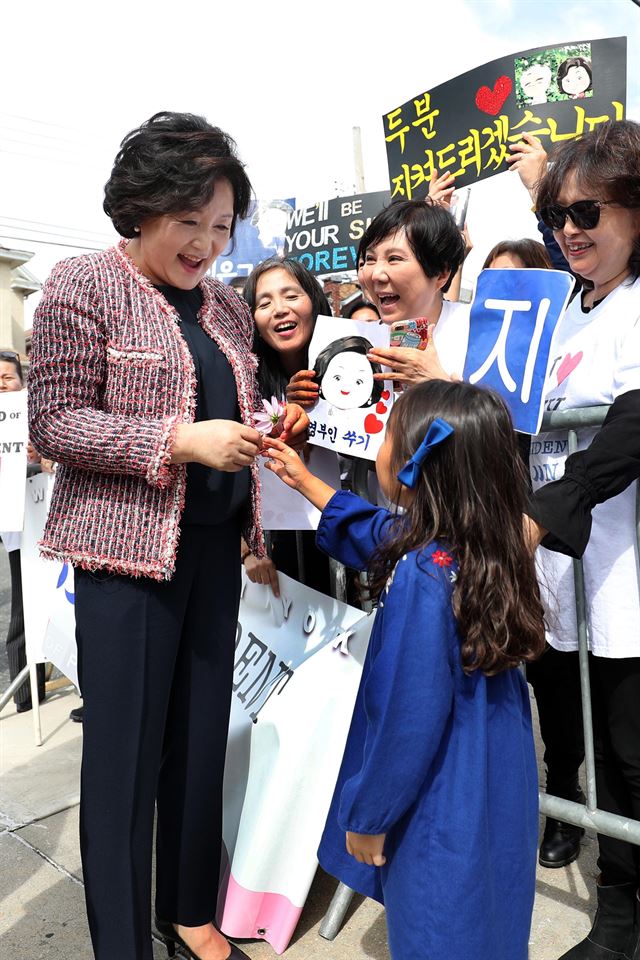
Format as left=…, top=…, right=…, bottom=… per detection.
left=284, top=190, right=390, bottom=276
left=383, top=36, right=626, bottom=199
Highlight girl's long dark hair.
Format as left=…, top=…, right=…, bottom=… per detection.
left=369, top=380, right=546, bottom=675
left=243, top=257, right=331, bottom=399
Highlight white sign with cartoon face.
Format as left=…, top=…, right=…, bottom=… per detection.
left=307, top=316, right=393, bottom=460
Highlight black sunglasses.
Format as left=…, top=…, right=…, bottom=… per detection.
left=539, top=199, right=615, bottom=231
left=0, top=350, right=20, bottom=361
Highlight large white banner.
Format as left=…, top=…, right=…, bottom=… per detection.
left=0, top=390, right=28, bottom=531
left=219, top=572, right=373, bottom=954
left=21, top=473, right=78, bottom=685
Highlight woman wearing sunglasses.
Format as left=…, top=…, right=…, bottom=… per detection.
left=533, top=120, right=640, bottom=960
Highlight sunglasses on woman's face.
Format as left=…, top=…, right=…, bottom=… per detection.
left=539, top=199, right=615, bottom=231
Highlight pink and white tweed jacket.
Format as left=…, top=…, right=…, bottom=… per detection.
left=28, top=240, right=264, bottom=580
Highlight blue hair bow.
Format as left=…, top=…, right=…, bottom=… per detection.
left=396, top=417, right=454, bottom=489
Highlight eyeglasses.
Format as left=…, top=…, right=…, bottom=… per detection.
left=539, top=199, right=615, bottom=231
left=0, top=350, right=19, bottom=360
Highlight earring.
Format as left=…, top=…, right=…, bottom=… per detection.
left=133, top=226, right=140, bottom=233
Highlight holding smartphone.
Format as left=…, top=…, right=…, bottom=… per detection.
left=390, top=319, right=431, bottom=350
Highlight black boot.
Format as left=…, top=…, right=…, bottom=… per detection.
left=540, top=780, right=586, bottom=868
left=559, top=882, right=637, bottom=959
left=539, top=817, right=584, bottom=867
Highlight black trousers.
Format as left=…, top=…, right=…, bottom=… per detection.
left=6, top=549, right=46, bottom=708
left=590, top=655, right=640, bottom=885
left=74, top=521, right=241, bottom=960
left=526, top=647, right=585, bottom=798
left=528, top=647, right=640, bottom=885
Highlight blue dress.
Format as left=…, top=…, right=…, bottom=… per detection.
left=316, top=491, right=538, bottom=960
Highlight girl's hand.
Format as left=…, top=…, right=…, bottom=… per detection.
left=346, top=831, right=387, bottom=867
left=286, top=369, right=319, bottom=408
left=428, top=168, right=456, bottom=209
left=280, top=403, right=309, bottom=451
left=506, top=133, right=548, bottom=203
left=368, top=338, right=453, bottom=386
left=262, top=436, right=311, bottom=490
left=244, top=553, right=281, bottom=598
left=171, top=420, right=262, bottom=471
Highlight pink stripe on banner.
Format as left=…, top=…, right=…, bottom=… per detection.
left=220, top=874, right=303, bottom=955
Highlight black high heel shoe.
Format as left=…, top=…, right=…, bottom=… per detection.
left=155, top=917, right=251, bottom=960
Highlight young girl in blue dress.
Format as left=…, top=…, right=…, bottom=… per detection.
left=263, top=379, right=546, bottom=960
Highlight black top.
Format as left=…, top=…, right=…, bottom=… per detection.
left=156, top=283, right=250, bottom=525
left=527, top=389, right=640, bottom=558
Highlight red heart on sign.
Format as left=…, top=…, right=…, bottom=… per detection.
left=364, top=413, right=385, bottom=434
left=376, top=401, right=387, bottom=414
left=381, top=390, right=391, bottom=401
left=475, top=75, right=512, bottom=115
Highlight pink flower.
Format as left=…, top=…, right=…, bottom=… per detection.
left=253, top=396, right=286, bottom=435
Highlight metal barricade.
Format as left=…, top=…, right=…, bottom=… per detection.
left=319, top=404, right=640, bottom=942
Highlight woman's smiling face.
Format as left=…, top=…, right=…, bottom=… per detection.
left=253, top=267, right=315, bottom=360
left=553, top=171, right=640, bottom=296
left=361, top=229, right=448, bottom=325
left=129, top=178, right=235, bottom=289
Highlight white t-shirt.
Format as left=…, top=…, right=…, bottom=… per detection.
left=531, top=277, right=640, bottom=658
left=432, top=299, right=470, bottom=379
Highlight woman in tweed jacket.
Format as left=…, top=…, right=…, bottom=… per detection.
left=28, top=112, right=306, bottom=960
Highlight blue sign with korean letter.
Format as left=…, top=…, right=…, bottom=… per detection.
left=463, top=269, right=575, bottom=434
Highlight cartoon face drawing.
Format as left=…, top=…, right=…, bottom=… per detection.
left=520, top=63, right=552, bottom=104
left=314, top=336, right=383, bottom=411
left=557, top=57, right=592, bottom=98
left=322, top=352, right=374, bottom=410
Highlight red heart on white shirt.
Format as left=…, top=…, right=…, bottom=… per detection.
left=556, top=351, right=583, bottom=385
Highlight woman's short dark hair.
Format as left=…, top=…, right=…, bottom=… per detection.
left=243, top=257, right=332, bottom=400
left=482, top=238, right=552, bottom=270
left=0, top=351, right=23, bottom=383
left=536, top=120, right=640, bottom=281
left=314, top=335, right=383, bottom=407
left=557, top=57, right=592, bottom=95
left=342, top=297, right=380, bottom=320
left=104, top=112, right=252, bottom=238
left=358, top=199, right=466, bottom=293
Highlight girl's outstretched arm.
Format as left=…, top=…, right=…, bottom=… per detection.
left=262, top=437, right=337, bottom=512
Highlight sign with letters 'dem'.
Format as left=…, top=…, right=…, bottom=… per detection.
left=383, top=36, right=626, bottom=196
left=306, top=316, right=394, bottom=460
left=463, top=269, right=575, bottom=435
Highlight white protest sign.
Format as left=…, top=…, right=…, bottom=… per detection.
left=21, top=473, right=78, bottom=686
left=260, top=446, right=341, bottom=530
left=219, top=571, right=374, bottom=953
left=307, top=316, right=393, bottom=461
left=0, top=390, right=28, bottom=531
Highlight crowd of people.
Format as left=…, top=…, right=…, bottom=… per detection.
left=3, top=108, right=639, bottom=960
